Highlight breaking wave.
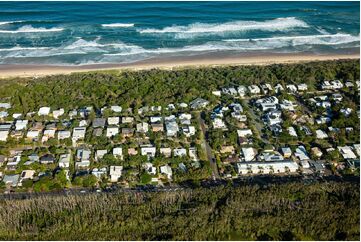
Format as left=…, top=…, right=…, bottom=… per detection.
left=101, top=23, right=135, bottom=28
left=0, top=25, right=64, bottom=33
left=138, top=17, right=309, bottom=38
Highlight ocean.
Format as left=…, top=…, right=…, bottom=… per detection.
left=0, top=1, right=359, bottom=65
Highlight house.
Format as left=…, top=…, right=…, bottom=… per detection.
left=311, top=147, right=323, bottom=158
left=58, top=130, right=71, bottom=140
left=151, top=123, right=164, bottom=132
left=232, top=112, right=247, bottom=122
left=280, top=100, right=297, bottom=111
left=286, top=84, right=297, bottom=93
left=294, top=146, right=310, bottom=161
left=222, top=87, right=238, bottom=96
left=95, top=150, right=107, bottom=161
left=40, top=154, right=55, bottom=164
left=113, top=147, right=123, bottom=160
left=122, top=117, right=134, bottom=124
left=160, top=165, right=172, bottom=179
left=338, top=146, right=357, bottom=159
left=174, top=148, right=187, bottom=157
left=2, top=174, right=19, bottom=187
left=136, top=122, right=149, bottom=133
left=166, top=121, right=178, bottom=136
left=106, top=126, right=119, bottom=137
left=121, top=128, right=134, bottom=137
left=345, top=81, right=354, bottom=88
left=189, top=147, right=198, bottom=161
left=237, top=85, right=248, bottom=97
left=141, top=146, right=156, bottom=158
left=52, top=108, right=64, bottom=119
left=38, top=107, right=50, bottom=116
left=353, top=144, right=360, bottom=157
left=281, top=147, right=292, bottom=158
left=182, top=125, right=195, bottom=137
left=256, top=96, right=279, bottom=111
left=0, top=111, right=8, bottom=119
left=93, top=118, right=106, bottom=128
left=262, top=152, right=284, bottom=162
left=288, top=127, right=298, bottom=137
left=0, top=130, right=9, bottom=141
left=150, top=116, right=163, bottom=123
left=237, top=129, right=252, bottom=137
left=42, top=129, right=56, bottom=142
left=220, top=145, right=235, bottom=154
left=315, top=116, right=331, bottom=124
left=59, top=153, right=71, bottom=168
left=332, top=93, right=343, bottom=102
left=241, top=147, right=256, bottom=162
left=274, top=84, right=284, bottom=93
left=266, top=110, right=282, bottom=125
left=248, top=85, right=261, bottom=95
left=15, top=120, right=28, bottom=130
left=26, top=130, right=40, bottom=141
left=143, top=162, right=156, bottom=175
left=110, top=106, right=122, bottom=113
left=189, top=98, right=209, bottom=109
left=297, top=83, right=308, bottom=91
left=107, top=117, right=119, bottom=126
left=76, top=149, right=91, bottom=168
left=127, top=148, right=138, bottom=156
left=109, top=166, right=123, bottom=182
left=212, top=90, right=221, bottom=96
left=213, top=118, right=227, bottom=129
left=92, top=167, right=107, bottom=179
left=19, top=170, right=36, bottom=185
left=160, top=147, right=172, bottom=158
left=321, top=80, right=343, bottom=90
left=316, top=129, right=328, bottom=139
left=340, top=108, right=352, bottom=117
left=72, top=127, right=86, bottom=141
left=236, top=160, right=298, bottom=175
left=0, top=103, right=11, bottom=109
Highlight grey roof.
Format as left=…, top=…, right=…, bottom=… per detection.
left=3, top=174, right=20, bottom=186
left=92, top=118, right=106, bottom=128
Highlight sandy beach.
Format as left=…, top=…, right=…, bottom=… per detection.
left=0, top=52, right=359, bottom=78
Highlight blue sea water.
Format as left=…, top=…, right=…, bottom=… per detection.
left=0, top=1, right=359, bottom=65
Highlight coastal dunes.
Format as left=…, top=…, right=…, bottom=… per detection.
left=0, top=52, right=359, bottom=78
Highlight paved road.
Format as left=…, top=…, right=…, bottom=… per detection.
left=196, top=112, right=220, bottom=179
left=243, top=99, right=269, bottom=144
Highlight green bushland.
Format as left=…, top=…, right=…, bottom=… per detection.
left=0, top=181, right=359, bottom=240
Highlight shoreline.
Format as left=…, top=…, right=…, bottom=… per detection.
left=0, top=52, right=359, bottom=78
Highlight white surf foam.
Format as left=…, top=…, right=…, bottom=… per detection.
left=102, top=23, right=135, bottom=28
left=138, top=17, right=309, bottom=38
left=0, top=20, right=24, bottom=26
left=0, top=25, right=64, bottom=33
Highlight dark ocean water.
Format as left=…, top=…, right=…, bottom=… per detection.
left=0, top=1, right=359, bottom=65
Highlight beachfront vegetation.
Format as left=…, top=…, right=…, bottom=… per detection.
left=0, top=181, right=359, bottom=240
left=0, top=59, right=359, bottom=113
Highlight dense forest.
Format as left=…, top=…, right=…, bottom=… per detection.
left=0, top=181, right=359, bottom=240
left=0, top=59, right=359, bottom=113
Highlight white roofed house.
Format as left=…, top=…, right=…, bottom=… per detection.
left=174, top=148, right=187, bottom=157
left=338, top=146, right=357, bottom=160
left=266, top=110, right=282, bottom=126
left=295, top=146, right=310, bottom=169
left=19, top=170, right=36, bottom=186
left=0, top=103, right=11, bottom=109
left=297, top=83, right=308, bottom=91
left=274, top=84, right=284, bottom=93
left=248, top=85, right=261, bottom=95
left=189, top=98, right=209, bottom=109
left=59, top=153, right=71, bottom=168
left=136, top=122, right=149, bottom=133
left=0, top=129, right=9, bottom=142
left=286, top=84, right=297, bottom=93
left=75, top=149, right=91, bottom=169
left=237, top=85, right=248, bottom=97
left=160, top=165, right=172, bottom=180
left=15, top=120, right=28, bottom=131
left=41, top=129, right=56, bottom=143
left=113, top=147, right=123, bottom=160
left=316, top=129, right=328, bottom=139
left=110, top=105, right=122, bottom=113
left=189, top=147, right=198, bottom=161
left=288, top=127, right=298, bottom=137
left=160, top=147, right=172, bottom=158
left=256, top=96, right=279, bottom=112
left=165, top=120, right=179, bottom=137
left=122, top=116, right=134, bottom=124
left=58, top=130, right=71, bottom=140
left=52, top=108, right=64, bottom=119
left=107, top=117, right=120, bottom=126
left=143, top=162, right=157, bottom=175
left=237, top=129, right=253, bottom=138
left=241, top=147, right=257, bottom=162
left=72, top=127, right=86, bottom=142
left=26, top=129, right=40, bottom=141
left=95, top=149, right=107, bottom=161
left=182, top=125, right=195, bottom=137
left=212, top=118, right=227, bottom=130
left=38, top=107, right=50, bottom=116
left=109, top=166, right=123, bottom=182
left=106, top=126, right=119, bottom=137
left=141, top=146, right=156, bottom=158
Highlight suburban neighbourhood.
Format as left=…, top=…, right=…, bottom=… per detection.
left=0, top=78, right=359, bottom=193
